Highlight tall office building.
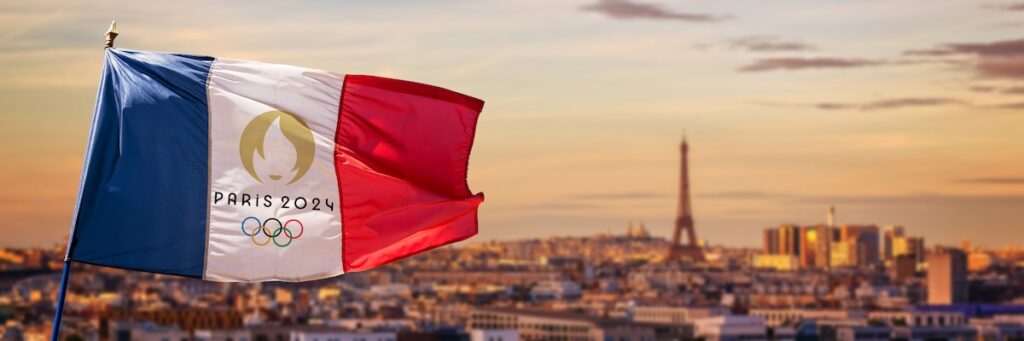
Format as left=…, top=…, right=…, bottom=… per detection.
left=927, top=249, right=968, bottom=305
left=839, top=225, right=880, bottom=267
left=763, top=229, right=779, bottom=254
left=894, top=236, right=926, bottom=264
left=883, top=226, right=906, bottom=261
left=830, top=240, right=855, bottom=268
left=891, top=254, right=917, bottom=283
left=761, top=224, right=803, bottom=271
left=800, top=225, right=831, bottom=269
left=762, top=224, right=801, bottom=257
left=779, top=224, right=800, bottom=256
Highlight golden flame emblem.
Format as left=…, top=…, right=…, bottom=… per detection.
left=239, top=110, right=315, bottom=184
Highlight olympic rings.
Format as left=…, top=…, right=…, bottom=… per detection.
left=239, top=216, right=303, bottom=248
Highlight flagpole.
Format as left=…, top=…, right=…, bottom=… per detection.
left=49, top=262, right=71, bottom=341
left=50, top=20, right=118, bottom=341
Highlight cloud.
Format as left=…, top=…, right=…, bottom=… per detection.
left=990, top=101, right=1024, bottom=109
left=505, top=191, right=674, bottom=212
left=581, top=0, right=728, bottom=22
left=730, top=36, right=814, bottom=52
left=700, top=191, right=795, bottom=199
left=759, top=96, right=1019, bottom=112
left=699, top=190, right=1024, bottom=207
left=567, top=192, right=671, bottom=200
left=854, top=98, right=966, bottom=110
left=807, top=97, right=967, bottom=111
left=969, top=84, right=1024, bottom=95
left=738, top=57, right=883, bottom=72
left=977, top=58, right=1024, bottom=79
left=908, top=38, right=1024, bottom=79
left=956, top=177, right=1024, bottom=184
left=507, top=202, right=601, bottom=212
left=799, top=193, right=1024, bottom=208
left=906, top=38, right=1024, bottom=57
left=992, top=3, right=1024, bottom=11
left=969, top=85, right=997, bottom=93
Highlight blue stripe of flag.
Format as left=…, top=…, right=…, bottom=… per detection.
left=67, top=49, right=213, bottom=278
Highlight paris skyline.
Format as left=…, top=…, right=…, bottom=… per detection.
left=2, top=0, right=1023, bottom=248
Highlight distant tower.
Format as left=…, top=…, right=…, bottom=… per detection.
left=666, top=136, right=704, bottom=262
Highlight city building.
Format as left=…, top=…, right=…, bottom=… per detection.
left=751, top=254, right=798, bottom=271
left=893, top=236, right=926, bottom=264
left=194, top=329, right=253, bottom=341
left=830, top=240, right=855, bottom=268
left=749, top=309, right=866, bottom=327
left=632, top=306, right=728, bottom=325
left=800, top=225, right=831, bottom=269
left=411, top=270, right=562, bottom=286
left=927, top=250, right=968, bottom=305
left=762, top=229, right=779, bottom=255
left=107, top=321, right=189, bottom=341
left=834, top=325, right=891, bottom=341
left=468, top=307, right=658, bottom=341
left=529, top=281, right=582, bottom=301
left=839, top=224, right=880, bottom=267
left=290, top=330, right=396, bottom=341
left=469, top=329, right=518, bottom=341
left=761, top=225, right=800, bottom=258
left=692, top=316, right=766, bottom=341
left=882, top=226, right=905, bottom=261
left=968, top=252, right=995, bottom=272
left=99, top=310, right=243, bottom=340
left=868, top=310, right=967, bottom=327
left=890, top=254, right=917, bottom=283
left=626, top=221, right=651, bottom=239
left=5, top=213, right=1024, bottom=341
left=869, top=310, right=976, bottom=340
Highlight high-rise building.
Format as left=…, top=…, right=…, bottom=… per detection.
left=800, top=225, right=831, bottom=269
left=894, top=236, right=926, bottom=264
left=830, top=240, right=855, bottom=268
left=763, top=229, right=779, bottom=254
left=890, top=254, right=917, bottom=283
left=927, top=249, right=968, bottom=305
left=666, top=136, right=703, bottom=262
left=762, top=224, right=801, bottom=257
left=883, top=226, right=906, bottom=261
left=840, top=225, right=880, bottom=268
left=778, top=224, right=801, bottom=256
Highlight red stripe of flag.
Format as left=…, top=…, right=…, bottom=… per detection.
left=335, top=75, right=485, bottom=272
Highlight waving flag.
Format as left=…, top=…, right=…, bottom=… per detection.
left=66, top=49, right=484, bottom=282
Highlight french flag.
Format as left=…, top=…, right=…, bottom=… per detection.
left=66, top=49, right=484, bottom=282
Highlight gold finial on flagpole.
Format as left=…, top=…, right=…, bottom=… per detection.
left=104, top=20, right=118, bottom=48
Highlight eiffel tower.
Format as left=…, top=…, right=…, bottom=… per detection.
left=666, top=136, right=704, bottom=262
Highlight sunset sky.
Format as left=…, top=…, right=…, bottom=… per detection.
left=2, top=0, right=1023, bottom=248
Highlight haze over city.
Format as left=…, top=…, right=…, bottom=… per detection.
left=3, top=0, right=1024, bottom=248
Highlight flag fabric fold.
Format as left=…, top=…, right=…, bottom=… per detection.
left=65, top=49, right=484, bottom=282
